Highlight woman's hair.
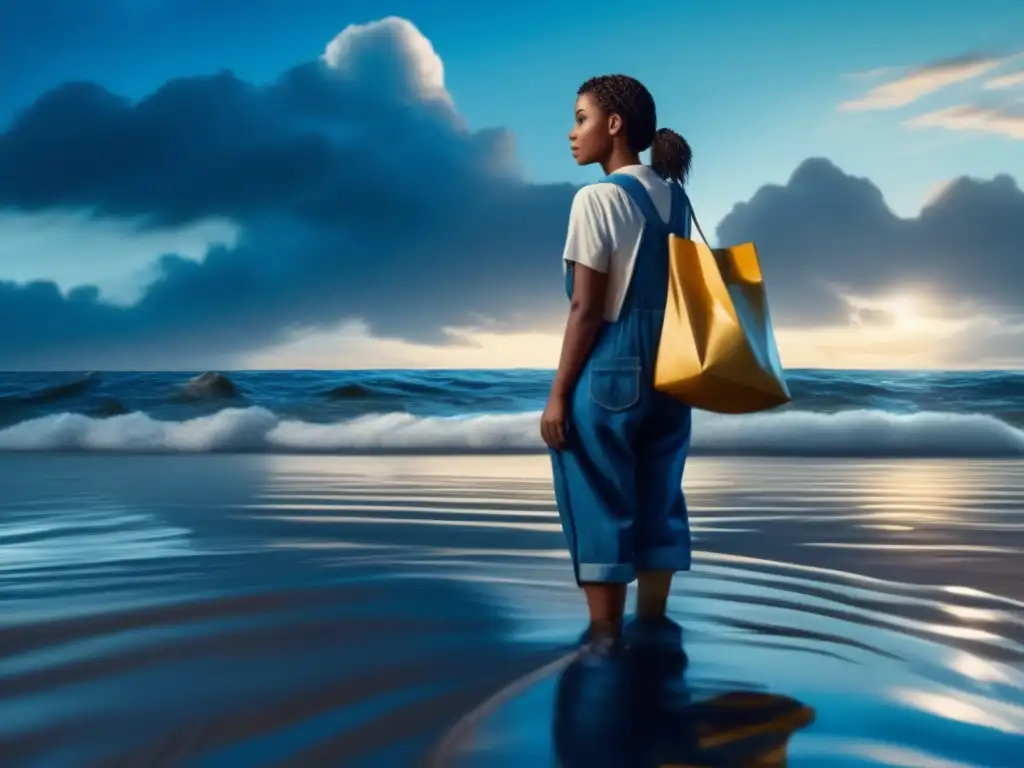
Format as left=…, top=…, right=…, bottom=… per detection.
left=651, top=128, right=693, bottom=184
left=577, top=74, right=692, bottom=183
left=578, top=75, right=657, bottom=154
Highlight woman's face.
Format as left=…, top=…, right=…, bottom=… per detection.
left=569, top=93, right=616, bottom=166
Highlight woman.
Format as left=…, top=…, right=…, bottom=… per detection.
left=541, top=74, right=694, bottom=651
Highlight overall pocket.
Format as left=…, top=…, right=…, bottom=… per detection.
left=589, top=357, right=641, bottom=412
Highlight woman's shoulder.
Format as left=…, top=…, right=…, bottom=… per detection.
left=566, top=182, right=640, bottom=242
left=571, top=180, right=630, bottom=209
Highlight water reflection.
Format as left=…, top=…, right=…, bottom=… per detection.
left=556, top=621, right=814, bottom=768
left=442, top=620, right=816, bottom=767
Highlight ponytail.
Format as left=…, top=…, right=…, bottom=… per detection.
left=650, top=128, right=692, bottom=184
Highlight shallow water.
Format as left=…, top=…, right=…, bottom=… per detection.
left=1, top=454, right=1022, bottom=766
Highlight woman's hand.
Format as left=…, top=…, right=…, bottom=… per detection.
left=540, top=394, right=569, bottom=451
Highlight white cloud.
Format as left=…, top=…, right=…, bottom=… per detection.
left=839, top=55, right=1004, bottom=112
left=984, top=71, right=1024, bottom=90
left=842, top=66, right=898, bottom=81
left=321, top=17, right=450, bottom=104
left=905, top=104, right=1024, bottom=140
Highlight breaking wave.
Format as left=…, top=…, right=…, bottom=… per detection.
left=1, top=407, right=1023, bottom=458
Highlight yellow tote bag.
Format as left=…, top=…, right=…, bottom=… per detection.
left=654, top=208, right=791, bottom=414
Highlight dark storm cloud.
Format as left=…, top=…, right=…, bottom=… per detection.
left=716, top=158, right=1024, bottom=326
left=0, top=18, right=577, bottom=367
left=0, top=66, right=502, bottom=227
left=0, top=17, right=1022, bottom=368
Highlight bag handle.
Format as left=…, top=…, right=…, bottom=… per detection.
left=671, top=179, right=710, bottom=245
left=690, top=207, right=711, bottom=246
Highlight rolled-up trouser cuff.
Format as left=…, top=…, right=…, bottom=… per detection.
left=634, top=546, right=691, bottom=573
left=576, top=562, right=636, bottom=584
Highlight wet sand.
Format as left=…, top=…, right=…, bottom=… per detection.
left=1, top=454, right=1022, bottom=766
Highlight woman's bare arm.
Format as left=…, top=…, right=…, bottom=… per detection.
left=550, top=263, right=608, bottom=400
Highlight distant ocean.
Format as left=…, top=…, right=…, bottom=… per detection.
left=0, top=368, right=1022, bottom=457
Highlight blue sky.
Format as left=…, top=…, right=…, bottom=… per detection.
left=1, top=0, right=1022, bottom=369
left=5, top=0, right=1021, bottom=226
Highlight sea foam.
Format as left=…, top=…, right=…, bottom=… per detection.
left=1, top=407, right=1022, bottom=458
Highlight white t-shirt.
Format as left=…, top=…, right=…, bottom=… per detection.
left=562, top=164, right=686, bottom=322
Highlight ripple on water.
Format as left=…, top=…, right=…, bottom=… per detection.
left=420, top=551, right=1024, bottom=767
left=0, top=454, right=1022, bottom=766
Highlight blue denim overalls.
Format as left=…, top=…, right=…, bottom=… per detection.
left=552, top=173, right=693, bottom=584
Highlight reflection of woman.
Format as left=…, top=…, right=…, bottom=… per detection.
left=540, top=74, right=695, bottom=647
left=553, top=620, right=815, bottom=768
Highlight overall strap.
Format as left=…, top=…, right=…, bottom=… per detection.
left=596, top=173, right=669, bottom=234
left=667, top=181, right=683, bottom=235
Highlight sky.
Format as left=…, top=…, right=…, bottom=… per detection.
left=0, top=0, right=1022, bottom=370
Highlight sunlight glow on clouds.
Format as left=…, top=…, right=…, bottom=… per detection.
left=921, top=179, right=956, bottom=208
left=984, top=70, right=1024, bottom=90
left=906, top=104, right=1024, bottom=140
left=242, top=320, right=564, bottom=370
left=242, top=288, right=1024, bottom=372
left=841, top=51, right=1024, bottom=141
left=842, top=290, right=972, bottom=336
left=839, top=55, right=1005, bottom=112
left=776, top=290, right=1022, bottom=370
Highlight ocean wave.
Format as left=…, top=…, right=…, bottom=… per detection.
left=0, top=372, right=100, bottom=410
left=1, top=407, right=1023, bottom=458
